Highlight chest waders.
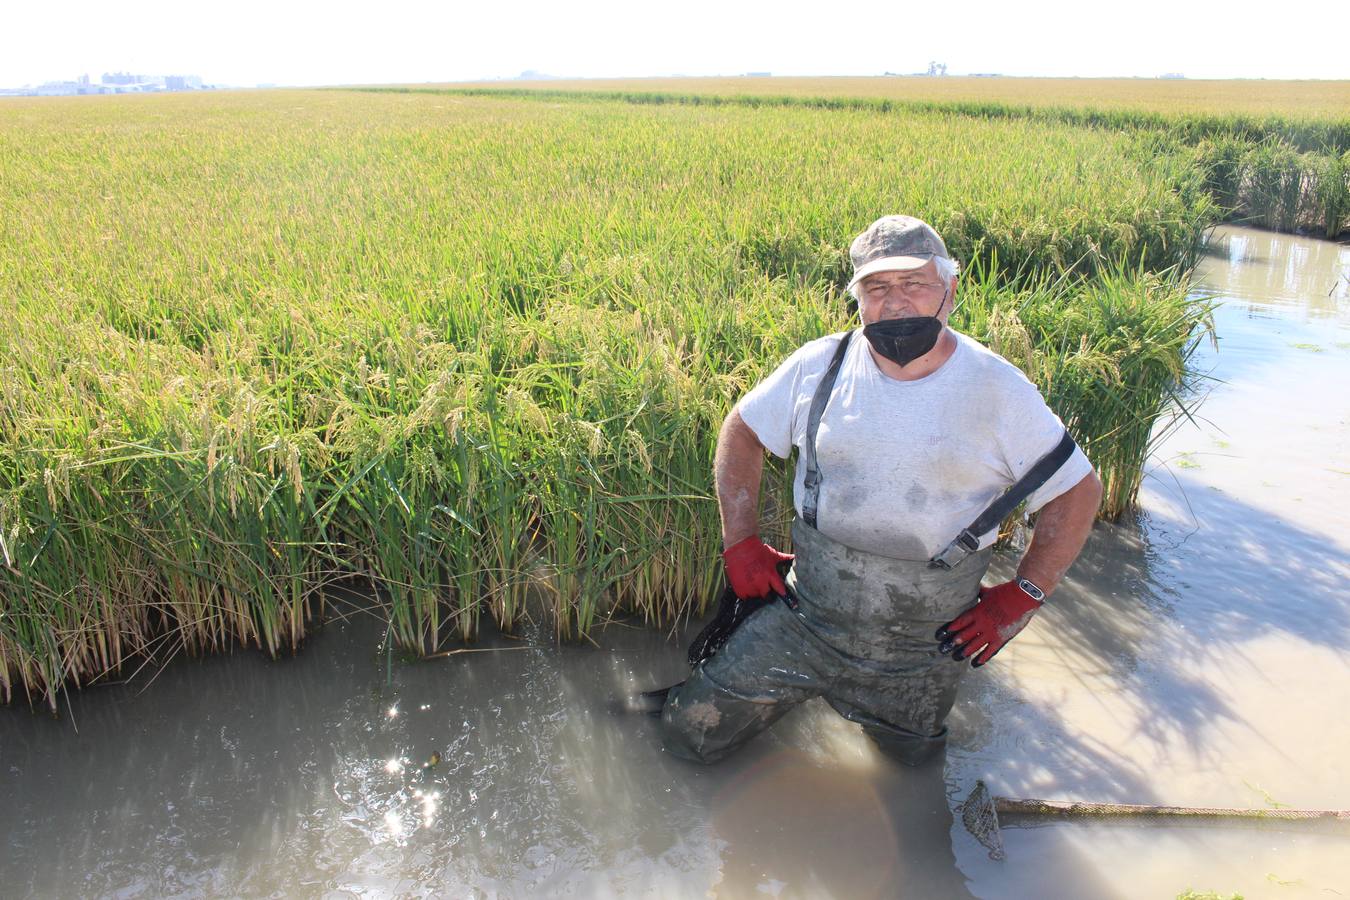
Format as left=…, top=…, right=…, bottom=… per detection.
left=656, top=330, right=1078, bottom=766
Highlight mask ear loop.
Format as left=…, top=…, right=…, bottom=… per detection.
left=938, top=284, right=954, bottom=320
left=941, top=276, right=964, bottom=321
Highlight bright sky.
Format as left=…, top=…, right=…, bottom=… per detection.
left=3, top=0, right=1348, bottom=88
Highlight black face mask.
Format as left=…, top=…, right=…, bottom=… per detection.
left=862, top=315, right=943, bottom=367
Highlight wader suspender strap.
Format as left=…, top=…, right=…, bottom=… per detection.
left=928, top=429, right=1079, bottom=570
left=801, top=330, right=854, bottom=529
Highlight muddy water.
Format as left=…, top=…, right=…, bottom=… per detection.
left=948, top=225, right=1350, bottom=898
left=2, top=225, right=1348, bottom=899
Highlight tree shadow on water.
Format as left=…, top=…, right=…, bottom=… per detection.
left=949, top=473, right=1350, bottom=812
left=1139, top=471, right=1350, bottom=649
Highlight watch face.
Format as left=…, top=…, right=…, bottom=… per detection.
left=1017, top=578, right=1045, bottom=602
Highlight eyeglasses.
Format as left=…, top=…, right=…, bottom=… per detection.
left=861, top=279, right=945, bottom=301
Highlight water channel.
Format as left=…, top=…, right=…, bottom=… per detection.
left=2, top=225, right=1348, bottom=898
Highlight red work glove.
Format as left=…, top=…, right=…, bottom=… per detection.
left=721, top=535, right=793, bottom=600
left=935, top=580, right=1043, bottom=668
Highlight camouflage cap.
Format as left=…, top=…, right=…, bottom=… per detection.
left=846, top=215, right=950, bottom=290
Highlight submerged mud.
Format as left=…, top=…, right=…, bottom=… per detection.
left=2, top=226, right=1348, bottom=898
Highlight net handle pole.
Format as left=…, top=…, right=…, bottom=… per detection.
left=994, top=797, right=1350, bottom=821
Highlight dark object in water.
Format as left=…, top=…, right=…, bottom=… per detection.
left=627, top=563, right=792, bottom=716
left=685, top=575, right=792, bottom=668
left=630, top=684, right=678, bottom=718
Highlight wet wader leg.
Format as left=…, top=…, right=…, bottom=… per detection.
left=660, top=601, right=826, bottom=765
left=822, top=600, right=975, bottom=767
left=824, top=668, right=962, bottom=768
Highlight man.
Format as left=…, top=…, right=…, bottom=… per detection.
left=660, top=215, right=1103, bottom=766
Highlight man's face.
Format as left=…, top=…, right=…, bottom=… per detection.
left=857, top=261, right=951, bottom=326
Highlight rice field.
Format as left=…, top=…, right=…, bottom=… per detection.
left=2, top=89, right=1214, bottom=707
left=382, top=77, right=1350, bottom=236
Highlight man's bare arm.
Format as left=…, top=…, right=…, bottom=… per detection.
left=1015, top=470, right=1103, bottom=596
left=938, top=469, right=1102, bottom=666
left=714, top=408, right=768, bottom=548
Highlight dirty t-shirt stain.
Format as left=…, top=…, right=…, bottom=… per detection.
left=737, top=329, right=1093, bottom=561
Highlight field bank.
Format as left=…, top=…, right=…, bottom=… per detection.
left=421, top=75, right=1350, bottom=121
left=3, top=89, right=1211, bottom=705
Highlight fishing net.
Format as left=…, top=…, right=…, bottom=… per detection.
left=961, top=780, right=1006, bottom=861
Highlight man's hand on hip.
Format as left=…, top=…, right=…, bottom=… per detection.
left=722, top=536, right=793, bottom=599
left=935, top=580, right=1042, bottom=667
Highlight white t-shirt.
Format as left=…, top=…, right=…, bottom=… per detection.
left=737, top=328, right=1094, bottom=561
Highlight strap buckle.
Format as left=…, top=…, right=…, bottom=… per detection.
left=929, top=530, right=980, bottom=570
left=802, top=473, right=821, bottom=528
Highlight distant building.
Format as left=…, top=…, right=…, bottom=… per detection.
left=743, top=72, right=772, bottom=77
left=164, top=75, right=203, bottom=90
left=100, top=72, right=168, bottom=92
left=1159, top=73, right=1186, bottom=79
left=36, top=81, right=81, bottom=96
left=2, top=72, right=211, bottom=98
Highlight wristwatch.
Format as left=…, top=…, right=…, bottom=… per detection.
left=1015, top=576, right=1046, bottom=603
